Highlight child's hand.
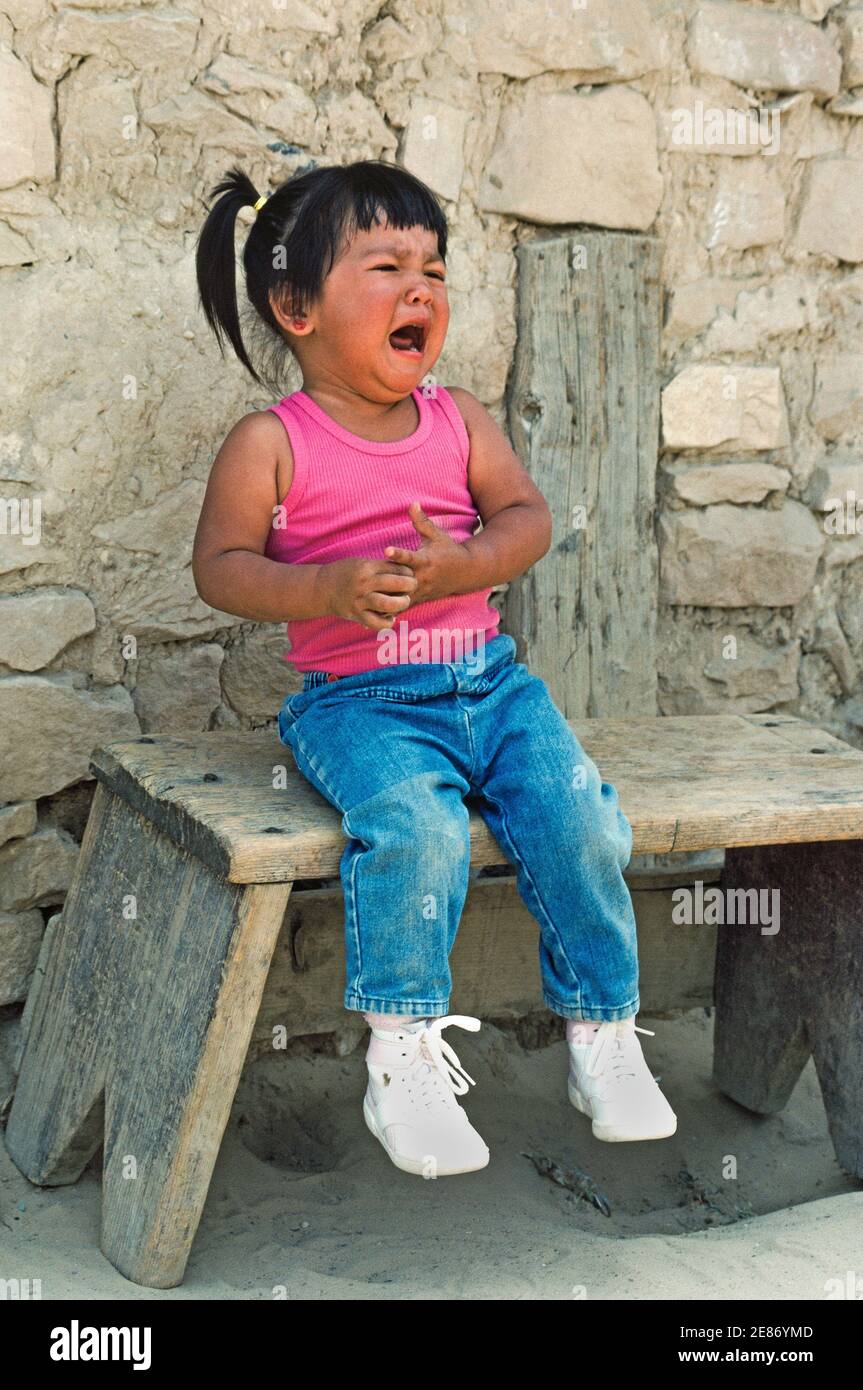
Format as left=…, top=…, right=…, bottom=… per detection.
left=384, top=503, right=475, bottom=605
left=317, top=557, right=418, bottom=631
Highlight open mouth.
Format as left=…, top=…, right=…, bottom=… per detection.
left=388, top=323, right=426, bottom=355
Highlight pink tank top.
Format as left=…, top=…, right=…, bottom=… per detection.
left=264, top=385, right=501, bottom=675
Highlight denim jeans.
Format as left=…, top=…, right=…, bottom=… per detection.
left=276, top=633, right=638, bottom=1022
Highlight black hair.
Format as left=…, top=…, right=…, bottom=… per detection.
left=194, top=158, right=449, bottom=393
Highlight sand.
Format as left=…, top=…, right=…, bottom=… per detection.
left=1, top=1008, right=861, bottom=1300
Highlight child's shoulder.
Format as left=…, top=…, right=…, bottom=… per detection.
left=214, top=408, right=294, bottom=510
left=443, top=385, right=476, bottom=414
left=247, top=407, right=294, bottom=502
left=442, top=386, right=488, bottom=440
left=224, top=407, right=293, bottom=457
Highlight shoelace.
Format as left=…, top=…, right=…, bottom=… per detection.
left=584, top=1021, right=655, bottom=1081
left=399, top=1015, right=481, bottom=1096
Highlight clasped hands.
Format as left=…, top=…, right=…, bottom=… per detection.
left=318, top=506, right=478, bottom=631
left=381, top=500, right=475, bottom=607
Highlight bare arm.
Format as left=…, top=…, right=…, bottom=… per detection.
left=449, top=388, right=552, bottom=590
left=191, top=412, right=330, bottom=622
left=192, top=412, right=417, bottom=629
left=456, top=501, right=551, bottom=591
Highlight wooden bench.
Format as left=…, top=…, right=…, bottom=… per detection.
left=5, top=710, right=863, bottom=1288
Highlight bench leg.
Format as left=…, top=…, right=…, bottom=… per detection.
left=6, top=782, right=293, bottom=1288
left=714, top=840, right=863, bottom=1178
left=6, top=783, right=122, bottom=1186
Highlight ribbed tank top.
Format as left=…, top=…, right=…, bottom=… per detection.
left=263, top=385, right=501, bottom=675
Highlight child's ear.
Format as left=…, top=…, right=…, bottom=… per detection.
left=269, top=287, right=313, bottom=337
left=267, top=285, right=288, bottom=327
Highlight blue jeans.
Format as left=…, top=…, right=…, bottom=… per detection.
left=276, top=633, right=638, bottom=1022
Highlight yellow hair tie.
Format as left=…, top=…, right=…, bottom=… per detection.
left=252, top=194, right=269, bottom=215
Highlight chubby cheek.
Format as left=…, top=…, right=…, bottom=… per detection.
left=421, top=323, right=446, bottom=364
left=430, top=313, right=449, bottom=349
left=430, top=298, right=449, bottom=343
left=334, top=317, right=387, bottom=367
left=345, top=298, right=394, bottom=354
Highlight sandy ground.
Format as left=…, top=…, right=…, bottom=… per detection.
left=1, top=1008, right=861, bottom=1300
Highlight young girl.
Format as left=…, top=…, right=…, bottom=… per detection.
left=192, top=159, right=676, bottom=1178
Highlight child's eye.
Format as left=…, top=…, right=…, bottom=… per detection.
left=374, top=264, right=446, bottom=281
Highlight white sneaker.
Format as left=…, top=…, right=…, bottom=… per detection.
left=567, top=1018, right=677, bottom=1142
left=363, top=1015, right=490, bottom=1177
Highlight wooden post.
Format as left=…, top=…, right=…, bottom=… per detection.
left=715, top=840, right=863, bottom=1179
left=506, top=231, right=662, bottom=720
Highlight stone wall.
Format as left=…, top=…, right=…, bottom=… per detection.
left=2, top=0, right=863, bottom=1015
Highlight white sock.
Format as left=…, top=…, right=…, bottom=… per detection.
left=364, top=1011, right=422, bottom=1031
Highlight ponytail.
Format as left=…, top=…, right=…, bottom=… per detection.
left=195, top=165, right=266, bottom=387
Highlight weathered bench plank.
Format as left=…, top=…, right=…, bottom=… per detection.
left=87, top=715, right=863, bottom=883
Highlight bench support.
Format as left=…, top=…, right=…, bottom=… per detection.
left=714, top=840, right=863, bottom=1178
left=5, top=782, right=292, bottom=1288
left=7, top=713, right=863, bottom=1288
